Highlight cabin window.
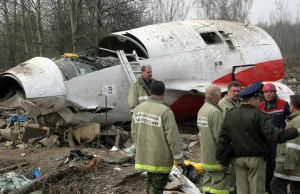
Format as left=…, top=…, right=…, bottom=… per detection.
left=200, top=32, right=222, bottom=44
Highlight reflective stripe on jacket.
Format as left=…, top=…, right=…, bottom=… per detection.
left=198, top=100, right=223, bottom=171
left=131, top=96, right=183, bottom=173
left=274, top=111, right=300, bottom=181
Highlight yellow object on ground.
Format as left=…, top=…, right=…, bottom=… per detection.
left=64, top=53, right=79, bottom=59
left=174, top=160, right=204, bottom=174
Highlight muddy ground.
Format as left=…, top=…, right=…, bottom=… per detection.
left=0, top=122, right=201, bottom=194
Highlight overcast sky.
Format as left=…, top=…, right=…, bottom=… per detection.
left=187, top=0, right=300, bottom=24
left=249, top=0, right=299, bottom=24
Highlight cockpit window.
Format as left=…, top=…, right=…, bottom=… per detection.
left=200, top=32, right=222, bottom=44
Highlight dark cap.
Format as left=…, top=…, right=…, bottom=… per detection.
left=150, top=80, right=165, bottom=95
left=238, top=81, right=263, bottom=98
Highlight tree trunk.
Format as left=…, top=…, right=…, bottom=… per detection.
left=13, top=0, right=17, bottom=64
left=57, top=0, right=64, bottom=54
left=3, top=0, right=16, bottom=68
left=21, top=0, right=29, bottom=60
left=36, top=0, right=43, bottom=56
left=29, top=9, right=36, bottom=57
left=70, top=0, right=83, bottom=52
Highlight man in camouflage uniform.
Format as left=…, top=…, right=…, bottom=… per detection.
left=128, top=65, right=155, bottom=112
left=131, top=81, right=184, bottom=194
left=271, top=94, right=300, bottom=194
left=198, top=84, right=230, bottom=194
left=219, top=81, right=241, bottom=116
left=218, top=81, right=241, bottom=193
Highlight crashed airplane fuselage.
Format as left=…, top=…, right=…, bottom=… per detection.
left=0, top=20, right=294, bottom=127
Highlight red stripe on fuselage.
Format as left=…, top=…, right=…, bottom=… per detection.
left=212, top=59, right=284, bottom=87
left=170, top=59, right=284, bottom=122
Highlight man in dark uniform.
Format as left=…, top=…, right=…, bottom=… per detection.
left=216, top=81, right=300, bottom=194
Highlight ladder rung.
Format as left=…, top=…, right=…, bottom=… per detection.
left=117, top=50, right=142, bottom=84
left=129, top=62, right=139, bottom=65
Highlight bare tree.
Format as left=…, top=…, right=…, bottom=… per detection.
left=268, top=0, right=292, bottom=58
left=257, top=0, right=300, bottom=63
left=36, top=0, right=43, bottom=56
left=1, top=0, right=16, bottom=67
left=146, top=0, right=191, bottom=23
left=194, top=0, right=253, bottom=22
left=0, top=0, right=152, bottom=69
left=20, top=0, right=29, bottom=60
left=69, top=0, right=82, bottom=52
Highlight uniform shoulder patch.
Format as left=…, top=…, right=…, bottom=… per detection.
left=197, top=117, right=208, bottom=127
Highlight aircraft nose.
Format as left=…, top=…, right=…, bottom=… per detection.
left=0, top=57, right=66, bottom=110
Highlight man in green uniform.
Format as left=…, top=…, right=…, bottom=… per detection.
left=131, top=81, right=184, bottom=194
left=128, top=65, right=155, bottom=112
left=198, top=84, right=230, bottom=194
left=219, top=81, right=241, bottom=116
left=218, top=81, right=241, bottom=193
left=271, top=94, right=300, bottom=193
left=216, top=81, right=300, bottom=194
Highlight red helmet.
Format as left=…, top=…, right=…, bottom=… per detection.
left=262, top=83, right=276, bottom=92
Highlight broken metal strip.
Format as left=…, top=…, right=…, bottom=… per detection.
left=99, top=47, right=146, bottom=60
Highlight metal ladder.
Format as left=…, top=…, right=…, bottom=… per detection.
left=116, top=50, right=142, bottom=84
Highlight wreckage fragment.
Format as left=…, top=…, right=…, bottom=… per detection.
left=169, top=166, right=202, bottom=194
left=71, top=123, right=100, bottom=144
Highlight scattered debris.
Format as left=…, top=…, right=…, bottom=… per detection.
left=180, top=134, right=198, bottom=141
left=55, top=155, right=65, bottom=162
left=0, top=107, right=203, bottom=193
left=5, top=141, right=13, bottom=148
left=124, top=144, right=135, bottom=153
left=16, top=144, right=28, bottom=149
left=0, top=172, right=31, bottom=193
left=71, top=123, right=100, bottom=145
left=188, top=141, right=200, bottom=152
left=59, top=150, right=94, bottom=167
left=38, top=135, right=60, bottom=148
left=114, top=167, right=122, bottom=171
left=29, top=168, right=41, bottom=179
left=22, top=123, right=49, bottom=143
left=140, top=172, right=147, bottom=177
left=94, top=155, right=135, bottom=165
left=169, top=166, right=201, bottom=194
left=165, top=181, right=181, bottom=190
left=110, top=146, right=118, bottom=151
left=9, top=167, right=71, bottom=194
left=9, top=114, right=27, bottom=124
